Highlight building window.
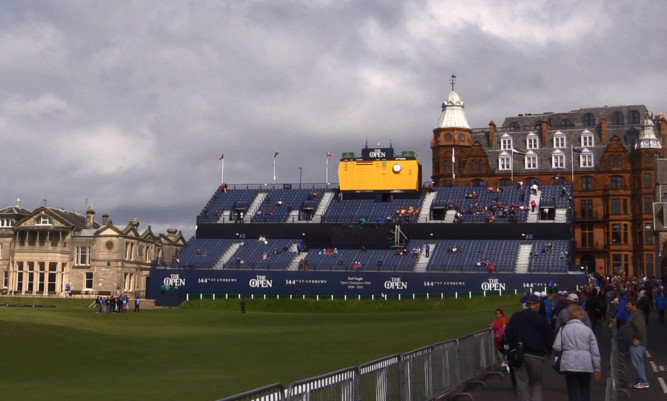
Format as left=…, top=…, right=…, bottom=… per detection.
left=645, top=223, right=653, bottom=244
left=611, top=111, right=624, bottom=125
left=581, top=133, right=594, bottom=148
left=644, top=152, right=651, bottom=164
left=85, top=272, right=93, bottom=290
left=583, top=113, right=595, bottom=127
left=526, top=135, right=539, bottom=150
left=554, top=135, right=566, bottom=149
left=580, top=199, right=593, bottom=218
left=509, top=122, right=520, bottom=130
left=646, top=254, right=654, bottom=274
left=644, top=198, right=652, bottom=214
left=580, top=153, right=593, bottom=168
left=560, top=119, right=574, bottom=129
left=611, top=199, right=621, bottom=214
left=36, top=215, right=52, bottom=225
left=500, top=136, right=512, bottom=150
left=629, top=110, right=640, bottom=125
left=644, top=173, right=652, bottom=188
left=498, top=156, right=511, bottom=170
left=3, top=271, right=7, bottom=288
left=552, top=154, right=565, bottom=169
left=524, top=154, right=537, bottom=169
left=499, top=178, right=511, bottom=186
left=75, top=247, right=91, bottom=266
left=580, top=223, right=594, bottom=247
left=616, top=155, right=623, bottom=167
left=471, top=160, right=477, bottom=171
left=610, top=175, right=623, bottom=189
left=581, top=176, right=593, bottom=191
left=611, top=223, right=621, bottom=243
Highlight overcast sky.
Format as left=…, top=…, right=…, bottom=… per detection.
left=2, top=0, right=666, bottom=239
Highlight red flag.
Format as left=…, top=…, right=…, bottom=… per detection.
left=327, top=152, right=332, bottom=157
left=274, top=151, right=280, bottom=158
left=219, top=153, right=224, bottom=161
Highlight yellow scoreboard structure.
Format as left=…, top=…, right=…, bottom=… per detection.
left=338, top=146, right=422, bottom=192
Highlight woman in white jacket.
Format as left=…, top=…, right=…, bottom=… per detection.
left=553, top=305, right=602, bottom=401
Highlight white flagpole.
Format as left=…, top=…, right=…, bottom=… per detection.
left=571, top=146, right=574, bottom=182
left=326, top=153, right=329, bottom=184
left=452, top=148, right=456, bottom=180
left=221, top=158, right=224, bottom=184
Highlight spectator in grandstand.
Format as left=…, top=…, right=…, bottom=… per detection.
left=656, top=292, right=665, bottom=325
left=530, top=199, right=536, bottom=212
left=624, top=297, right=649, bottom=389
left=424, top=244, right=430, bottom=257
left=552, top=305, right=602, bottom=401
left=504, top=294, right=554, bottom=401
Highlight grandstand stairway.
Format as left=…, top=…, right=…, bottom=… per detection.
left=413, top=244, right=435, bottom=272
left=554, top=209, right=568, bottom=223
left=527, top=190, right=540, bottom=223
left=243, top=192, right=268, bottom=223
left=418, top=192, right=436, bottom=223
left=311, top=191, right=334, bottom=223
left=514, top=243, right=532, bottom=273
left=214, top=242, right=241, bottom=269
left=444, top=209, right=456, bottom=223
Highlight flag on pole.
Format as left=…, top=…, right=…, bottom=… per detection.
left=327, top=152, right=332, bottom=158
left=219, top=153, right=224, bottom=161
left=452, top=148, right=456, bottom=163
left=512, top=147, right=526, bottom=155
left=274, top=151, right=280, bottom=158
left=572, top=147, right=584, bottom=153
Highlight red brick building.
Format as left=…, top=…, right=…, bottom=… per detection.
left=430, top=82, right=667, bottom=278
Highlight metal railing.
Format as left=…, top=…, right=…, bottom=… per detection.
left=216, top=329, right=500, bottom=401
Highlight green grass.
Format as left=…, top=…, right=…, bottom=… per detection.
left=0, top=295, right=520, bottom=401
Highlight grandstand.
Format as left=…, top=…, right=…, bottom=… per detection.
left=150, top=184, right=584, bottom=305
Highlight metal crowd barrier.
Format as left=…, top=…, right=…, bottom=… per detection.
left=217, top=329, right=501, bottom=401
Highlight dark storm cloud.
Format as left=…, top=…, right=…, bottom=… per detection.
left=1, top=0, right=665, bottom=238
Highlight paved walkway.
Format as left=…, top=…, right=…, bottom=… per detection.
left=458, top=309, right=667, bottom=401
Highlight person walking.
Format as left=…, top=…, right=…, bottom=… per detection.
left=656, top=291, right=665, bottom=325
left=240, top=298, right=246, bottom=314
left=134, top=297, right=141, bottom=312
left=504, top=294, right=555, bottom=401
left=553, top=305, right=602, bottom=401
left=624, top=297, right=649, bottom=389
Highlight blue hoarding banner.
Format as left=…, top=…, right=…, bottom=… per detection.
left=149, top=269, right=587, bottom=306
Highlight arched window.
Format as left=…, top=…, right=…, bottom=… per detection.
left=559, top=118, right=574, bottom=129
left=611, top=111, right=624, bottom=126
left=629, top=110, right=640, bottom=125
left=583, top=113, right=595, bottom=127
left=509, top=121, right=520, bottom=130
left=472, top=179, right=487, bottom=187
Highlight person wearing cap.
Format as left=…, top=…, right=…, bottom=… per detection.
left=504, top=294, right=554, bottom=401
left=554, top=293, right=592, bottom=332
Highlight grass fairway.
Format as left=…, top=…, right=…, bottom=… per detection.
left=0, top=295, right=520, bottom=401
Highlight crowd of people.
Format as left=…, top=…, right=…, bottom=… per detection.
left=491, top=273, right=665, bottom=401
left=94, top=294, right=140, bottom=313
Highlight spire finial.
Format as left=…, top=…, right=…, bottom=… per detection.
left=450, top=73, right=457, bottom=91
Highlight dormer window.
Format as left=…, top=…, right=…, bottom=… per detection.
left=553, top=132, right=566, bottom=149
left=36, top=215, right=52, bottom=226
left=500, top=134, right=512, bottom=150
left=581, top=131, right=594, bottom=148
left=526, top=132, right=539, bottom=150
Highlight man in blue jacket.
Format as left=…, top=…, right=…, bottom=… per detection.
left=505, top=294, right=555, bottom=401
